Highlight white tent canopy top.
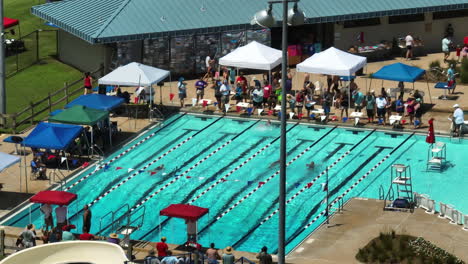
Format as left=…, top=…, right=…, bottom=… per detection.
left=297, top=47, right=367, bottom=76
left=98, top=62, right=170, bottom=87
left=0, top=152, right=20, bottom=172
left=219, top=41, right=282, bottom=71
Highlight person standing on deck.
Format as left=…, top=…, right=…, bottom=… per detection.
left=82, top=204, right=92, bottom=233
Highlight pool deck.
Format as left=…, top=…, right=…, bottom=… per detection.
left=287, top=198, right=468, bottom=264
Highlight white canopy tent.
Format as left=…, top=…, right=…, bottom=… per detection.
left=219, top=41, right=282, bottom=71
left=0, top=152, right=20, bottom=172
left=297, top=47, right=367, bottom=110
left=0, top=151, right=24, bottom=192
left=98, top=62, right=171, bottom=107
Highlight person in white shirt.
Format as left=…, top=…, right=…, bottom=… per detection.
left=55, top=205, right=68, bottom=229
left=40, top=204, right=53, bottom=231
left=442, top=35, right=452, bottom=62
left=405, top=33, right=414, bottom=60
left=205, top=55, right=214, bottom=78
left=452, top=104, right=464, bottom=136
left=376, top=94, right=387, bottom=125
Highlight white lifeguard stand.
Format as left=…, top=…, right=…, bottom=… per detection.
left=383, top=164, right=413, bottom=211
left=427, top=142, right=446, bottom=171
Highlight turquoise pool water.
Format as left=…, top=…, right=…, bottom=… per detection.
left=2, top=113, right=467, bottom=254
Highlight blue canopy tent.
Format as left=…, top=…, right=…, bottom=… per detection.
left=23, top=122, right=84, bottom=173
left=65, top=94, right=125, bottom=111
left=23, top=122, right=83, bottom=150
left=371, top=63, right=432, bottom=103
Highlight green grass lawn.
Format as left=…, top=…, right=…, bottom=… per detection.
left=2, top=0, right=82, bottom=130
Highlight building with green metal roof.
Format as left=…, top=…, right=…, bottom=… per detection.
left=31, top=0, right=468, bottom=75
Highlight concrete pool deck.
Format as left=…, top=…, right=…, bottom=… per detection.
left=287, top=198, right=468, bottom=264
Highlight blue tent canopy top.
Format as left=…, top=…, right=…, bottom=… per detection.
left=65, top=94, right=125, bottom=111
left=372, top=63, right=425, bottom=83
left=22, top=122, right=83, bottom=150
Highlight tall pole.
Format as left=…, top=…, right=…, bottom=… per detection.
left=278, top=0, right=288, bottom=263
left=0, top=0, right=6, bottom=124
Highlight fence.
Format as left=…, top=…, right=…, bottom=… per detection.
left=0, top=66, right=103, bottom=133
left=5, top=29, right=58, bottom=78
left=414, top=192, right=466, bottom=227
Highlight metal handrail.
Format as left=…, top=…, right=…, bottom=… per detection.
left=129, top=205, right=145, bottom=229
left=98, top=210, right=115, bottom=236
left=235, top=256, right=256, bottom=264
left=91, top=144, right=105, bottom=158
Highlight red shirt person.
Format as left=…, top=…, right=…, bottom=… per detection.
left=79, top=227, right=95, bottom=240
left=156, top=236, right=169, bottom=258
left=236, top=73, right=248, bottom=93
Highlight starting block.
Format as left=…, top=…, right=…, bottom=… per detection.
left=350, top=112, right=363, bottom=126
left=389, top=115, right=402, bottom=127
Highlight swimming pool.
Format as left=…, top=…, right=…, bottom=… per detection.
left=2, top=113, right=467, bottom=254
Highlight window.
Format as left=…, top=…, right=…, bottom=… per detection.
left=433, top=9, right=468, bottom=20
left=389, top=14, right=425, bottom=24
left=343, top=18, right=380, bottom=28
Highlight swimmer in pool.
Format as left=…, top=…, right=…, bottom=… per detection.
left=151, top=164, right=164, bottom=174
left=306, top=161, right=315, bottom=169
left=269, top=160, right=280, bottom=168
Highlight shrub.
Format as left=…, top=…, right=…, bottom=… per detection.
left=429, top=60, right=441, bottom=69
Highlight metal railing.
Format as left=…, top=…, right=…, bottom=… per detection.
left=0, top=66, right=103, bottom=133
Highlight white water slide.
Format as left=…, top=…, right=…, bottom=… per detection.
left=0, top=241, right=128, bottom=264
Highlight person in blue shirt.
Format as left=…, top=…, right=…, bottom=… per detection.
left=161, top=250, right=178, bottom=264
left=353, top=89, right=364, bottom=112
left=447, top=64, right=457, bottom=94
left=234, top=82, right=243, bottom=104
left=395, top=95, right=404, bottom=116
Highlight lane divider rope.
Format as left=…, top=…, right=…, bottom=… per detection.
left=88, top=116, right=223, bottom=207
left=130, top=119, right=261, bottom=211
left=188, top=123, right=300, bottom=205
left=258, top=129, right=377, bottom=225
left=64, top=113, right=187, bottom=192
left=213, top=126, right=337, bottom=221
left=301, top=133, right=415, bottom=231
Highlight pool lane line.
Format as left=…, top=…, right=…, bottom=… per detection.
left=85, top=116, right=224, bottom=207
left=198, top=126, right=337, bottom=234
left=95, top=134, right=231, bottom=235
left=63, top=113, right=188, bottom=192
left=143, top=131, right=305, bottom=240
left=284, top=132, right=415, bottom=250
left=188, top=123, right=301, bottom=205
left=94, top=129, right=194, bottom=195
left=280, top=146, right=390, bottom=250
left=231, top=129, right=377, bottom=248
left=87, top=132, right=225, bottom=224
left=129, top=119, right=262, bottom=211
left=195, top=137, right=315, bottom=237
left=137, top=137, right=270, bottom=240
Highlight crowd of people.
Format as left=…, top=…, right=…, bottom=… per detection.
left=177, top=67, right=436, bottom=128
left=16, top=204, right=94, bottom=248
left=144, top=239, right=273, bottom=264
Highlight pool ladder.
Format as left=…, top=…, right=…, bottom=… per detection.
left=98, top=204, right=146, bottom=244
left=48, top=169, right=67, bottom=190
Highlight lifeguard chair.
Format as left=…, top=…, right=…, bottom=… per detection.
left=427, top=142, right=446, bottom=171
left=383, top=164, right=414, bottom=212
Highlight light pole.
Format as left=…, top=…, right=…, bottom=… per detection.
left=252, top=2, right=304, bottom=264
